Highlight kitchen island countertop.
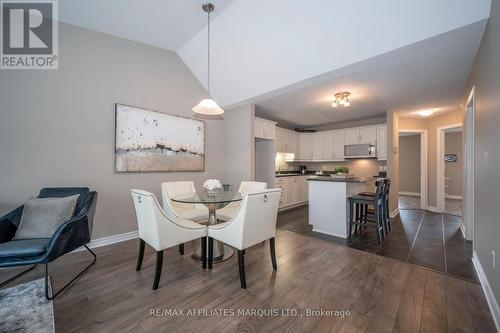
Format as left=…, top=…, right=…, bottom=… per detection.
left=307, top=176, right=371, bottom=183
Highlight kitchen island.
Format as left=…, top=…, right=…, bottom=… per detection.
left=307, top=176, right=371, bottom=238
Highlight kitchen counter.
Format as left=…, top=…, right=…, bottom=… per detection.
left=308, top=177, right=367, bottom=238
left=275, top=173, right=307, bottom=177
left=307, top=176, right=371, bottom=183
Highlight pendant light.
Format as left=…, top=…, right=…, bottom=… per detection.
left=192, top=3, right=224, bottom=115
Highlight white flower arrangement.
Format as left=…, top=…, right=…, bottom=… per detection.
left=203, top=179, right=222, bottom=191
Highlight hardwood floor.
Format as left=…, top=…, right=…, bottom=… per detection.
left=0, top=228, right=495, bottom=332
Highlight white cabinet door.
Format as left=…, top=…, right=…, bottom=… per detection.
left=275, top=127, right=286, bottom=152
left=344, top=128, right=359, bottom=144
left=359, top=126, right=377, bottom=143
left=299, top=134, right=314, bottom=160
left=262, top=121, right=276, bottom=140
left=255, top=117, right=276, bottom=140
left=299, top=176, right=308, bottom=202
left=377, top=125, right=387, bottom=160
left=276, top=178, right=286, bottom=208
left=285, top=178, right=297, bottom=205
left=312, top=133, right=324, bottom=160
left=288, top=131, right=298, bottom=154
left=323, top=131, right=335, bottom=160
left=333, top=130, right=345, bottom=160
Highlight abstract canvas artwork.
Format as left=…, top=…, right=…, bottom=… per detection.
left=115, top=104, right=205, bottom=172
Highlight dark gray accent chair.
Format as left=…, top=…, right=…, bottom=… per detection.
left=0, top=187, right=97, bottom=300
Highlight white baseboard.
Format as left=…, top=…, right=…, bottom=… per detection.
left=311, top=228, right=344, bottom=239
left=459, top=222, right=466, bottom=238
left=445, top=194, right=463, bottom=200
left=73, top=230, right=138, bottom=252
left=390, top=208, right=400, bottom=218
left=472, top=252, right=500, bottom=332
left=399, top=191, right=421, bottom=197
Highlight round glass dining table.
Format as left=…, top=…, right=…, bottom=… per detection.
left=171, top=190, right=243, bottom=263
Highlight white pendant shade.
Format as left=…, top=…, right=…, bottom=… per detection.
left=192, top=98, right=224, bottom=115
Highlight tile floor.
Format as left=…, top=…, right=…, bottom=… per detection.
left=277, top=205, right=478, bottom=283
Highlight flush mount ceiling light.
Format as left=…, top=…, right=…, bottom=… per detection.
left=192, top=3, right=224, bottom=115
left=419, top=109, right=436, bottom=117
left=331, top=92, right=351, bottom=108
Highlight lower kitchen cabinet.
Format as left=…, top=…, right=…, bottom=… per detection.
left=275, top=176, right=308, bottom=210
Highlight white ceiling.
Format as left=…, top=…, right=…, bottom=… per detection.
left=180, top=0, right=491, bottom=107
left=255, top=21, right=487, bottom=127
left=58, top=0, right=236, bottom=51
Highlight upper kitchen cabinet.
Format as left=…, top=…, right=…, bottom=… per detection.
left=276, top=127, right=298, bottom=154
left=322, top=130, right=345, bottom=161
left=255, top=117, right=277, bottom=140
left=299, top=133, right=314, bottom=160
left=376, top=125, right=387, bottom=160
left=312, top=133, right=324, bottom=160
left=333, top=130, right=345, bottom=159
left=344, top=126, right=377, bottom=144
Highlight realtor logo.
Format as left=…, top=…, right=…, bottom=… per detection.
left=1, top=0, right=58, bottom=69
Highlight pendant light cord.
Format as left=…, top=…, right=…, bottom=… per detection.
left=207, top=9, right=211, bottom=96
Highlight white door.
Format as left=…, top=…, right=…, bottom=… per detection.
left=313, top=133, right=325, bottom=160
left=344, top=128, right=359, bottom=144
left=359, top=126, right=377, bottom=143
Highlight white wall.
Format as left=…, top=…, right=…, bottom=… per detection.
left=225, top=104, right=255, bottom=185
left=0, top=23, right=227, bottom=239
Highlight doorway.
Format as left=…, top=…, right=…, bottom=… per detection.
left=398, top=129, right=428, bottom=210
left=437, top=123, right=463, bottom=216
left=444, top=127, right=463, bottom=216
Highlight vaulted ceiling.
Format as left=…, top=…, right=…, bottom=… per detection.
left=59, top=0, right=491, bottom=126
left=58, top=0, right=236, bottom=51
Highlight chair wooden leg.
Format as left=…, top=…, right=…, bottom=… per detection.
left=269, top=237, right=277, bottom=270
left=208, top=237, right=213, bottom=269
left=178, top=243, right=184, bottom=255
left=136, top=239, right=145, bottom=271
left=201, top=237, right=207, bottom=269
left=238, top=250, right=246, bottom=289
left=153, top=250, right=163, bottom=290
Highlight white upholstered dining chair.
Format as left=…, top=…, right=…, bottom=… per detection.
left=216, top=181, right=268, bottom=221
left=131, top=189, right=208, bottom=290
left=161, top=181, right=209, bottom=223
left=207, top=188, right=281, bottom=289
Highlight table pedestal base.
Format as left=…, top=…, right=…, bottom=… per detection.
left=190, top=202, right=234, bottom=264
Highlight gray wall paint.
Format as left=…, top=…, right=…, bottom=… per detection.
left=225, top=104, right=255, bottom=186
left=465, top=0, right=500, bottom=310
left=399, top=135, right=421, bottom=194
left=0, top=23, right=227, bottom=239
left=444, top=131, right=463, bottom=196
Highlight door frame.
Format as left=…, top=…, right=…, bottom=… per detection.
left=463, top=87, right=476, bottom=241
left=436, top=122, right=463, bottom=213
left=398, top=129, right=428, bottom=210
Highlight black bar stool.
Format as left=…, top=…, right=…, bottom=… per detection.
left=348, top=181, right=385, bottom=244
left=358, top=178, right=391, bottom=235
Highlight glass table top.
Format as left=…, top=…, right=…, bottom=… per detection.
left=171, top=190, right=243, bottom=204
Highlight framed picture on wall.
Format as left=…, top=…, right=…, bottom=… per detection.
left=114, top=103, right=205, bottom=172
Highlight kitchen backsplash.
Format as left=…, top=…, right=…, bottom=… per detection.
left=275, top=153, right=386, bottom=178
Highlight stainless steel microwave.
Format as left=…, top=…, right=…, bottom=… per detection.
left=344, top=143, right=376, bottom=158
